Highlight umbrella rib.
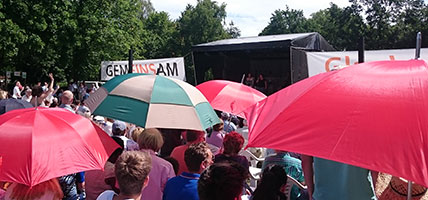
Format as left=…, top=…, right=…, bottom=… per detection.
left=249, top=72, right=335, bottom=145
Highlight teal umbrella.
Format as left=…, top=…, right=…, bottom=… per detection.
left=86, top=73, right=220, bottom=131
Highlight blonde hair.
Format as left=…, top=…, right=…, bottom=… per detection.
left=0, top=90, right=8, bottom=99
left=8, top=179, right=63, bottom=200
left=132, top=127, right=145, bottom=142
left=137, top=128, right=164, bottom=152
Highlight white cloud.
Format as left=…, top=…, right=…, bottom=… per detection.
left=151, top=0, right=351, bottom=37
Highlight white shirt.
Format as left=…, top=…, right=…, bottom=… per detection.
left=12, top=86, right=21, bottom=98
left=22, top=94, right=32, bottom=102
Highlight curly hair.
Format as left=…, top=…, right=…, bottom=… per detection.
left=185, top=142, right=211, bottom=172
left=222, top=131, right=244, bottom=155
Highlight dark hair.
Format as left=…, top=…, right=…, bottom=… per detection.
left=222, top=132, right=244, bottom=155
left=163, top=156, right=179, bottom=176
left=31, top=86, right=43, bottom=97
left=198, top=162, right=249, bottom=200
left=185, top=142, right=210, bottom=172
left=252, top=165, right=288, bottom=200
left=186, top=130, right=205, bottom=142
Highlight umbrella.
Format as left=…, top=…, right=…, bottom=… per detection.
left=85, top=73, right=220, bottom=131
left=0, top=99, right=33, bottom=114
left=0, top=107, right=119, bottom=186
left=245, top=59, right=428, bottom=187
left=196, top=80, right=266, bottom=118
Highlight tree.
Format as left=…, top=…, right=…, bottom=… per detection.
left=226, top=21, right=241, bottom=38
left=259, top=6, right=309, bottom=36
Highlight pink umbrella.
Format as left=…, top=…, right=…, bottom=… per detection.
left=245, top=59, right=428, bottom=187
left=196, top=80, right=266, bottom=118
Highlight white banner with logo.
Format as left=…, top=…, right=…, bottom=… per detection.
left=101, top=57, right=185, bottom=81
left=306, top=48, right=428, bottom=77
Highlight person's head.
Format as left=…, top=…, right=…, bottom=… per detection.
left=31, top=86, right=44, bottom=97
left=131, top=127, right=145, bottom=142
left=186, top=130, right=205, bottom=143
left=25, top=89, right=32, bottom=96
left=222, top=132, right=244, bottom=155
left=252, top=165, right=288, bottom=200
left=247, top=73, right=252, bottom=78
left=198, top=162, right=249, bottom=200
left=61, top=90, right=74, bottom=105
left=112, top=120, right=127, bottom=136
left=15, top=81, right=21, bottom=87
left=115, top=151, right=152, bottom=196
left=220, top=112, right=229, bottom=120
left=137, top=128, right=164, bottom=152
left=258, top=74, right=264, bottom=79
left=185, top=142, right=213, bottom=173
left=213, top=120, right=224, bottom=132
left=0, top=90, right=8, bottom=100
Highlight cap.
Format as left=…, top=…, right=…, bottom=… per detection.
left=112, top=120, right=127, bottom=131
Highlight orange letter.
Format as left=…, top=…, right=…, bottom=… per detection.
left=149, top=64, right=156, bottom=74
left=389, top=55, right=395, bottom=60
left=325, top=57, right=341, bottom=72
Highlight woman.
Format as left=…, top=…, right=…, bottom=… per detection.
left=255, top=74, right=268, bottom=94
left=31, top=73, right=54, bottom=107
left=244, top=73, right=255, bottom=88
left=4, top=179, right=64, bottom=200
left=206, top=120, right=225, bottom=155
left=214, top=131, right=249, bottom=170
left=252, top=165, right=288, bottom=200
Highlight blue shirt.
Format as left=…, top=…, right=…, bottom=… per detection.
left=313, top=157, right=376, bottom=200
left=163, top=172, right=200, bottom=200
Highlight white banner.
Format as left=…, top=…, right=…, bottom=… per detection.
left=101, top=57, right=185, bottom=81
left=306, top=48, right=428, bottom=77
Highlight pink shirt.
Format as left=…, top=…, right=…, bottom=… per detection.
left=85, top=162, right=115, bottom=200
left=170, top=144, right=190, bottom=175
left=141, top=149, right=175, bottom=200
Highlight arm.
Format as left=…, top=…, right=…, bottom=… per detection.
left=38, top=73, right=54, bottom=103
left=301, top=155, right=314, bottom=200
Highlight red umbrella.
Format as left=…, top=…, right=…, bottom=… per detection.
left=0, top=107, right=119, bottom=186
left=245, top=59, right=428, bottom=187
left=196, top=80, right=266, bottom=118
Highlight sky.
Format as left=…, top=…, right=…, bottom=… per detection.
left=151, top=0, right=351, bottom=37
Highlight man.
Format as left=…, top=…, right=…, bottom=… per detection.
left=163, top=142, right=213, bottom=200
left=12, top=81, right=22, bottom=99
left=198, top=162, right=249, bottom=200
left=221, top=112, right=236, bottom=133
left=97, top=151, right=152, bottom=200
left=262, top=150, right=305, bottom=200
left=171, top=130, right=205, bottom=175
left=112, top=120, right=139, bottom=151
left=59, top=90, right=75, bottom=113
left=21, top=88, right=32, bottom=102
left=301, top=155, right=378, bottom=200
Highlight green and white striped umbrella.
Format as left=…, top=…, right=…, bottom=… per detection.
left=86, top=73, right=220, bottom=131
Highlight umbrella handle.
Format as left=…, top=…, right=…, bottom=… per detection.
left=407, top=181, right=412, bottom=200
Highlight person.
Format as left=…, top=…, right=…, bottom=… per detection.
left=262, top=150, right=305, bottom=200
left=255, top=74, right=268, bottom=94
left=206, top=120, right=225, bottom=154
left=58, top=173, right=85, bottom=200
left=159, top=129, right=184, bottom=157
left=59, top=90, right=75, bottom=113
left=137, top=128, right=175, bottom=200
left=244, top=73, right=255, bottom=88
left=4, top=178, right=64, bottom=200
left=252, top=165, right=288, bottom=200
left=22, top=88, right=32, bottom=102
left=112, top=120, right=139, bottom=151
left=31, top=73, right=54, bottom=107
left=131, top=127, right=144, bottom=143
left=198, top=162, right=249, bottom=200
left=85, top=137, right=124, bottom=200
left=214, top=131, right=249, bottom=170
left=96, top=151, right=152, bottom=200
left=12, top=81, right=23, bottom=99
left=0, top=90, right=8, bottom=99
left=163, top=142, right=213, bottom=200
left=171, top=130, right=206, bottom=175
left=301, top=155, right=378, bottom=200
left=221, top=112, right=237, bottom=133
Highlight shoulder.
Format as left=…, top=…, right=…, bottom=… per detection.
left=96, top=190, right=116, bottom=200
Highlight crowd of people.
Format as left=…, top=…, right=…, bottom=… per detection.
left=0, top=73, right=381, bottom=200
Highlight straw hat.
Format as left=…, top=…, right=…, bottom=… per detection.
left=378, top=175, right=427, bottom=200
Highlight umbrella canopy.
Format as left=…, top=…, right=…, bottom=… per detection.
left=196, top=80, right=266, bottom=118
left=86, top=73, right=220, bottom=131
left=245, top=59, right=428, bottom=187
left=0, top=107, right=119, bottom=186
left=0, top=99, right=33, bottom=114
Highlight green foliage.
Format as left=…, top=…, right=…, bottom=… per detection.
left=259, top=6, right=309, bottom=36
